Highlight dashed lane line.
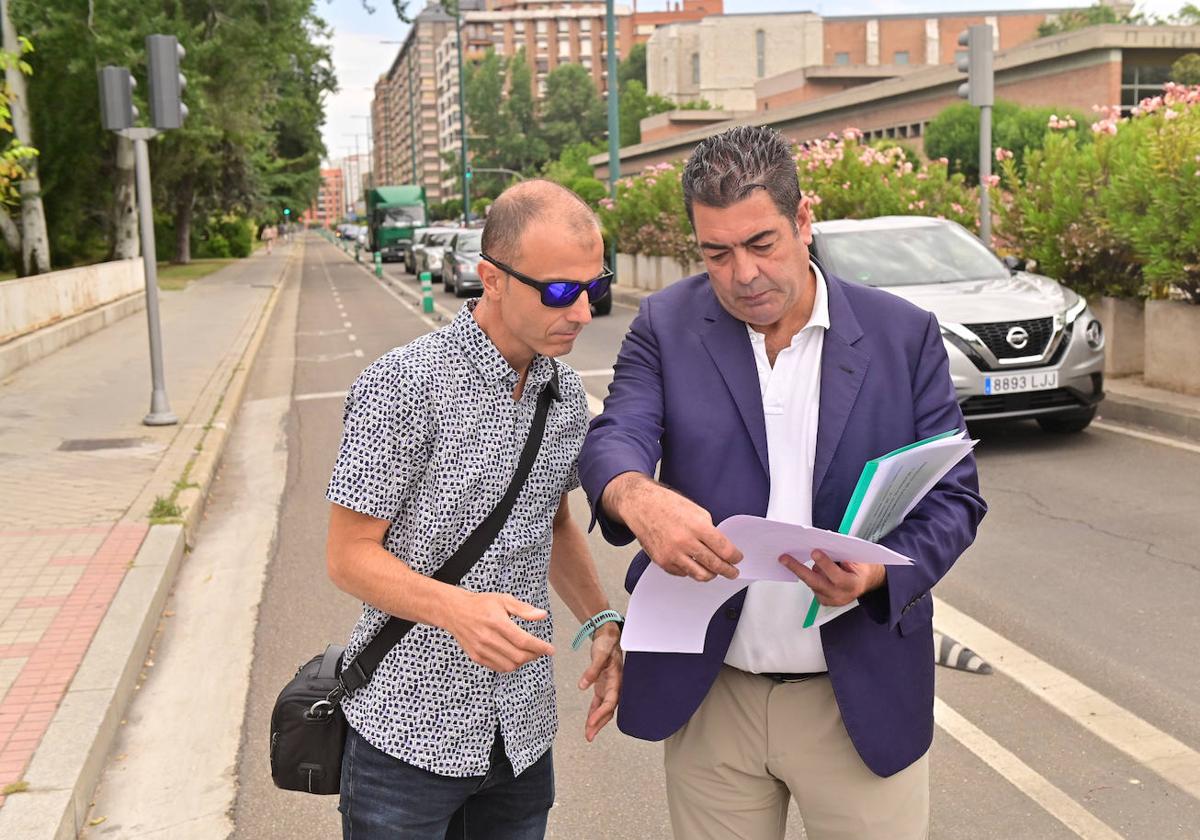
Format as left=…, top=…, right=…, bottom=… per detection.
left=934, top=596, right=1200, bottom=802
left=294, top=390, right=347, bottom=403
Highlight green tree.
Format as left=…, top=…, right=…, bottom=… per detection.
left=11, top=0, right=333, bottom=266
left=1171, top=53, right=1200, bottom=85
left=540, top=63, right=605, bottom=160
left=925, top=100, right=1090, bottom=182
left=618, top=80, right=675, bottom=146
left=618, top=41, right=647, bottom=91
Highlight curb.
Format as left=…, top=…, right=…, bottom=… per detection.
left=0, top=244, right=301, bottom=840
left=1099, top=389, right=1200, bottom=444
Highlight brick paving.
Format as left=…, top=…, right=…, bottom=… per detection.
left=0, top=247, right=286, bottom=808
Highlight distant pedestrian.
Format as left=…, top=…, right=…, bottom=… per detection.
left=261, top=223, right=277, bottom=255
left=579, top=124, right=987, bottom=840
left=326, top=179, right=622, bottom=839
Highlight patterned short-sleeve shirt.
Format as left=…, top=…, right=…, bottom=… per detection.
left=327, top=300, right=589, bottom=777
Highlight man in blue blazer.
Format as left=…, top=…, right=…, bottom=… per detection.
left=579, top=126, right=986, bottom=840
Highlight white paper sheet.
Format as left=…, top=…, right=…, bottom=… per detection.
left=620, top=516, right=913, bottom=654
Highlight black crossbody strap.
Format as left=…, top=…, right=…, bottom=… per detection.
left=341, top=361, right=561, bottom=694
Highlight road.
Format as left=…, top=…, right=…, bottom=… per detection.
left=85, top=235, right=1200, bottom=839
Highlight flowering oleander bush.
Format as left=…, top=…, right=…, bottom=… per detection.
left=599, top=133, right=980, bottom=268
left=597, top=161, right=698, bottom=269
left=998, top=84, right=1200, bottom=302
left=794, top=129, right=978, bottom=229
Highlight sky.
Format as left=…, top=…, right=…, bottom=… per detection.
left=316, top=0, right=1189, bottom=164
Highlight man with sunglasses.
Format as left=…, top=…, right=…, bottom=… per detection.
left=579, top=125, right=986, bottom=839
left=326, top=179, right=622, bottom=839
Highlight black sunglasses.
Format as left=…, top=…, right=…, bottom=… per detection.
left=480, top=252, right=613, bottom=309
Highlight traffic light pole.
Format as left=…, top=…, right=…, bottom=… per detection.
left=119, top=126, right=176, bottom=426
left=979, top=103, right=992, bottom=247
left=605, top=0, right=620, bottom=274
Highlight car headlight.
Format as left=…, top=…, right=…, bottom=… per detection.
left=1064, top=296, right=1087, bottom=325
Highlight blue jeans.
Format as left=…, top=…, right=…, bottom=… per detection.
left=339, top=726, right=554, bottom=840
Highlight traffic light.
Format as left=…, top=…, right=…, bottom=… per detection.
left=283, top=207, right=292, bottom=218
left=465, top=165, right=473, bottom=181
left=956, top=25, right=994, bottom=107
left=98, top=66, right=137, bottom=131
left=146, top=34, right=188, bottom=130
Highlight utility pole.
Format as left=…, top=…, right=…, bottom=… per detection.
left=605, top=0, right=621, bottom=267
left=956, top=24, right=994, bottom=247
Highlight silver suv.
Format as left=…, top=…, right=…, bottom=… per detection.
left=810, top=216, right=1105, bottom=433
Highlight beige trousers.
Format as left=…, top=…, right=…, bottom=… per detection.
left=664, top=666, right=929, bottom=840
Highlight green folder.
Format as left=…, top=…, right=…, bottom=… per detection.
left=800, top=428, right=962, bottom=629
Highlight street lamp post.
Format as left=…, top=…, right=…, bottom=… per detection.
left=605, top=0, right=621, bottom=268
left=456, top=10, right=471, bottom=224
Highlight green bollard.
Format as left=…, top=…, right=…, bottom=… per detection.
left=419, top=271, right=434, bottom=314
left=374, top=251, right=383, bottom=278
left=355, top=243, right=361, bottom=262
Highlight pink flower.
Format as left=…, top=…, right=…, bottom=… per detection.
left=951, top=202, right=965, bottom=214
left=841, top=182, right=850, bottom=190
left=1164, top=109, right=1180, bottom=121
left=984, top=174, right=1000, bottom=188
left=937, top=157, right=949, bottom=166
left=995, top=147, right=1014, bottom=162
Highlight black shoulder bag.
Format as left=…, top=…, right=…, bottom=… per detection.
left=270, top=363, right=560, bottom=795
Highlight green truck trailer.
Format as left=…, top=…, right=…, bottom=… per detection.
left=367, top=185, right=428, bottom=262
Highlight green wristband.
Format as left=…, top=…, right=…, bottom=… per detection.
left=571, top=609, right=624, bottom=650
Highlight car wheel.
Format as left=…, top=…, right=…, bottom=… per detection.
left=454, top=276, right=468, bottom=298
left=443, top=272, right=455, bottom=293
left=1036, top=407, right=1096, bottom=434
left=591, top=294, right=613, bottom=316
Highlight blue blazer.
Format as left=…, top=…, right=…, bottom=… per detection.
left=578, top=268, right=987, bottom=778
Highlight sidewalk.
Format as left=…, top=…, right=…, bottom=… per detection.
left=0, top=241, right=298, bottom=837
left=614, top=284, right=1200, bottom=443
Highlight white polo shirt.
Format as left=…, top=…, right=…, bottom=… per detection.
left=724, top=262, right=832, bottom=675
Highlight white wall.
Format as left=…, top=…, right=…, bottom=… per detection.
left=1, top=259, right=145, bottom=344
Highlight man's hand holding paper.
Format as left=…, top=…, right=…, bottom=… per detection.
left=620, top=515, right=913, bottom=653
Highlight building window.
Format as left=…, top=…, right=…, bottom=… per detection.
left=691, top=53, right=700, bottom=85
left=756, top=30, right=766, bottom=78
left=580, top=19, right=592, bottom=32
left=834, top=52, right=850, bottom=65
left=1122, top=64, right=1171, bottom=112
left=894, top=50, right=909, bottom=65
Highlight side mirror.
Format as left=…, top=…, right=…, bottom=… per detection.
left=1002, top=255, right=1024, bottom=273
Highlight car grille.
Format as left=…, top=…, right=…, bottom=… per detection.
left=962, top=317, right=1055, bottom=360
left=960, top=388, right=1085, bottom=417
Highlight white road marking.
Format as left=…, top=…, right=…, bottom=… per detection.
left=1092, top=420, right=1200, bottom=455
left=935, top=597, right=1200, bottom=801
left=294, top=390, right=347, bottom=403
left=348, top=334, right=357, bottom=342
left=343, top=320, right=352, bottom=328
left=354, top=348, right=364, bottom=358
left=295, top=328, right=347, bottom=337
left=935, top=699, right=1124, bottom=840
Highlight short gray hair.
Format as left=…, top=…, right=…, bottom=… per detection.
left=682, top=125, right=801, bottom=229
left=482, top=179, right=599, bottom=264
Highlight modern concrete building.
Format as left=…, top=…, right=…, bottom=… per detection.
left=594, top=24, right=1200, bottom=179
left=645, top=6, right=1090, bottom=112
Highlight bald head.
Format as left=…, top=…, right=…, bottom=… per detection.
left=481, top=179, right=601, bottom=265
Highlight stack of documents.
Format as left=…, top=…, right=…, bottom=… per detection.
left=621, top=429, right=976, bottom=653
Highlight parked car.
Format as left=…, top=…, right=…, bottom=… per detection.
left=441, top=230, right=484, bottom=297
left=411, top=227, right=459, bottom=278
left=809, top=216, right=1105, bottom=432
